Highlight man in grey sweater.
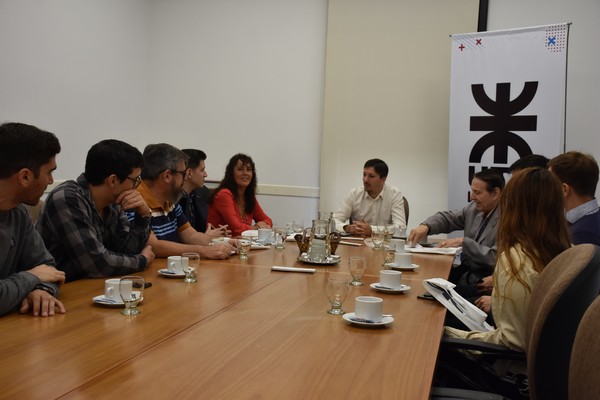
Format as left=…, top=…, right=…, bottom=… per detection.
left=408, top=169, right=504, bottom=285
left=0, top=122, right=66, bottom=317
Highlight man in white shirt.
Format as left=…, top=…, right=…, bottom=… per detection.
left=333, top=158, right=406, bottom=235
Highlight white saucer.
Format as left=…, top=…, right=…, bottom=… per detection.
left=387, top=263, right=420, bottom=271
left=241, top=229, right=258, bottom=238
left=342, top=312, right=394, bottom=327
left=251, top=243, right=271, bottom=249
left=370, top=283, right=411, bottom=293
left=158, top=268, right=185, bottom=278
left=92, top=294, right=143, bottom=306
left=93, top=294, right=123, bottom=306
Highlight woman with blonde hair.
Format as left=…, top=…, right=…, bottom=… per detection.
left=445, top=167, right=571, bottom=351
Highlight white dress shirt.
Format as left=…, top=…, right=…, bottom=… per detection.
left=332, top=184, right=406, bottom=232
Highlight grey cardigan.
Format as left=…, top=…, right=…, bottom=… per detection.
left=423, top=201, right=499, bottom=283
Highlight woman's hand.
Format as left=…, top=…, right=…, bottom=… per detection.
left=474, top=296, right=491, bottom=314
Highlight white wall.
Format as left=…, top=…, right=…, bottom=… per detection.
left=488, top=0, right=600, bottom=199
left=1, top=0, right=598, bottom=227
left=0, top=0, right=149, bottom=176
left=319, top=0, right=480, bottom=229
left=144, top=0, right=327, bottom=226
left=0, top=0, right=327, bottom=227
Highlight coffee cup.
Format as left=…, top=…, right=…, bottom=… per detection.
left=104, top=278, right=132, bottom=301
left=389, top=238, right=405, bottom=251
left=380, top=270, right=403, bottom=289
left=394, top=252, right=413, bottom=267
left=257, top=228, right=273, bottom=243
left=354, top=296, right=383, bottom=323
left=167, top=255, right=185, bottom=274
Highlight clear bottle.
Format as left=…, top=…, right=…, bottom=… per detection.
left=307, top=219, right=331, bottom=262
left=318, top=211, right=336, bottom=235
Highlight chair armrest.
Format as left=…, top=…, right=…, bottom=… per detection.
left=442, top=337, right=526, bottom=361
left=430, top=386, right=509, bottom=399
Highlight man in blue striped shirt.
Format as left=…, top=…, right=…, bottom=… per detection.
left=130, top=143, right=236, bottom=259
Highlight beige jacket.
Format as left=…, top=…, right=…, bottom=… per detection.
left=445, top=245, right=538, bottom=352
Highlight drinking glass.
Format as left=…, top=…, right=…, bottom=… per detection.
left=120, top=276, right=144, bottom=316
left=274, top=227, right=287, bottom=250
left=384, top=244, right=396, bottom=267
left=326, top=278, right=349, bottom=315
left=182, top=252, right=199, bottom=283
left=292, top=220, right=304, bottom=234
left=286, top=222, right=294, bottom=235
left=383, top=224, right=395, bottom=246
left=239, top=239, right=251, bottom=261
left=371, top=225, right=385, bottom=250
left=348, top=256, right=367, bottom=286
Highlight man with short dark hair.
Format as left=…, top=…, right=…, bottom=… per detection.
left=333, top=158, right=406, bottom=235
left=130, top=143, right=235, bottom=259
left=508, top=154, right=549, bottom=172
left=548, top=151, right=600, bottom=245
left=38, top=139, right=155, bottom=282
left=178, top=148, right=227, bottom=237
left=409, top=169, right=505, bottom=285
left=179, top=149, right=209, bottom=232
left=0, top=122, right=66, bottom=317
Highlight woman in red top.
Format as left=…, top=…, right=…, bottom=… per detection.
left=208, top=153, right=273, bottom=237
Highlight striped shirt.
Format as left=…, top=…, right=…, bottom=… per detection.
left=128, top=181, right=191, bottom=242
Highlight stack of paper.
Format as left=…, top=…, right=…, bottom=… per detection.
left=423, top=278, right=492, bottom=332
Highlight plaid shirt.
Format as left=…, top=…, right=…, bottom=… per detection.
left=37, top=174, right=150, bottom=282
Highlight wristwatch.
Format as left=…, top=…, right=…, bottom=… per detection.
left=34, top=284, right=55, bottom=296
left=420, top=223, right=432, bottom=234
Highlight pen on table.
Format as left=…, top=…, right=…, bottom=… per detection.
left=271, top=266, right=316, bottom=274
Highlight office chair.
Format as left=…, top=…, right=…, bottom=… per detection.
left=432, top=244, right=600, bottom=400
left=402, top=196, right=409, bottom=225
left=569, top=295, right=600, bottom=400
left=526, top=243, right=600, bottom=400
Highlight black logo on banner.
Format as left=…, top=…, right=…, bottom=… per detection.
left=466, top=82, right=537, bottom=198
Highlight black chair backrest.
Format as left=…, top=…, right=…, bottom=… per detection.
left=526, top=244, right=600, bottom=400
left=569, top=295, right=600, bottom=400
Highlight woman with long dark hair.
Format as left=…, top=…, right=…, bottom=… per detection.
left=208, top=153, right=272, bottom=237
left=445, top=167, right=571, bottom=351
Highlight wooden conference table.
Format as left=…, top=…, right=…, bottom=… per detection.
left=0, top=240, right=453, bottom=399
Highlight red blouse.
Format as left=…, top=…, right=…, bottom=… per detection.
left=207, top=189, right=273, bottom=237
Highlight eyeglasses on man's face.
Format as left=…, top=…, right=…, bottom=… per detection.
left=170, top=169, right=188, bottom=179
left=125, top=175, right=142, bottom=188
